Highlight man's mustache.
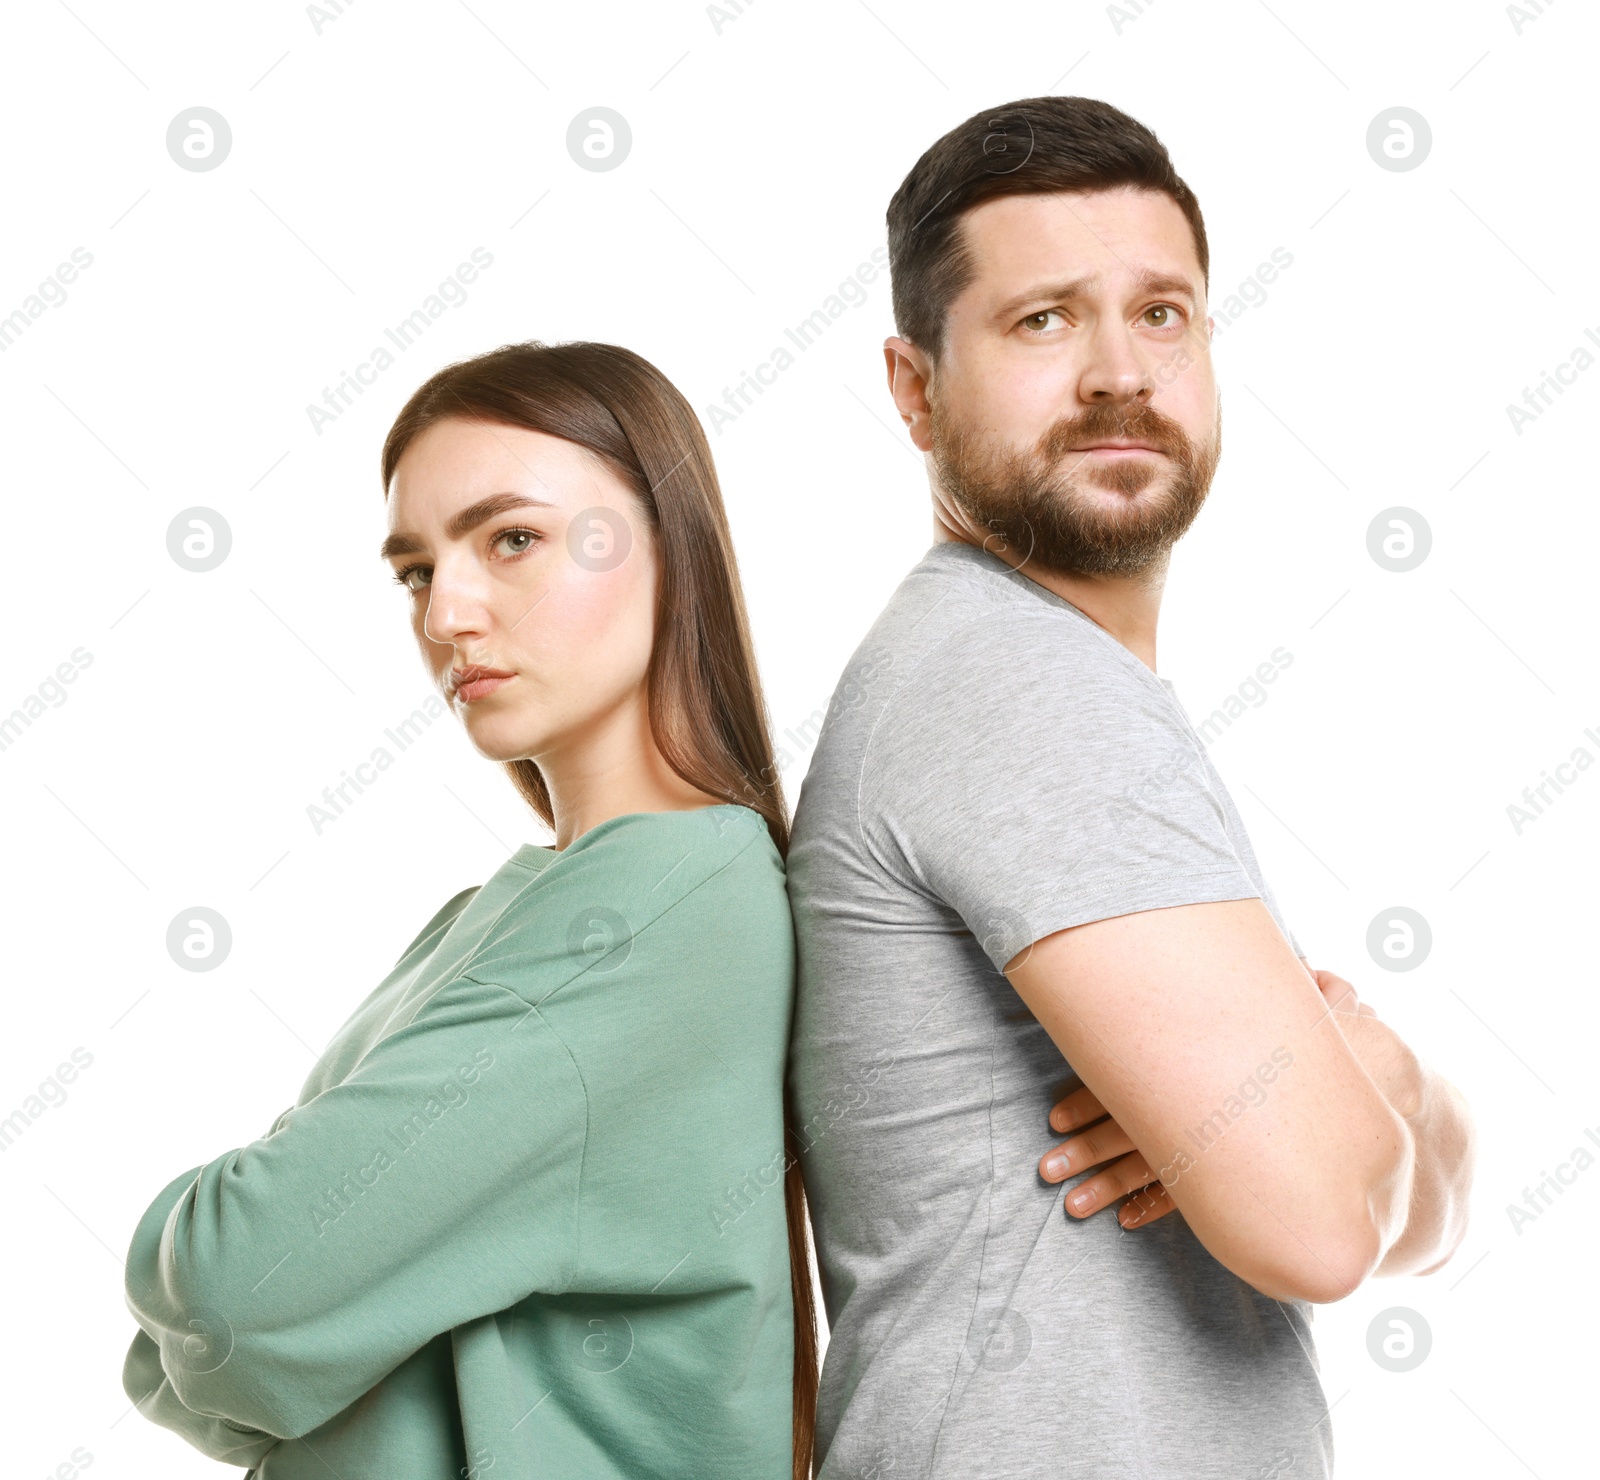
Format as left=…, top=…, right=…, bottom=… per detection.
left=1039, top=405, right=1189, bottom=462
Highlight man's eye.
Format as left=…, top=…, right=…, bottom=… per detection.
left=1144, top=304, right=1182, bottom=328
left=1022, top=309, right=1065, bottom=332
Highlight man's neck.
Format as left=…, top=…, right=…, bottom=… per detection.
left=933, top=517, right=1166, bottom=672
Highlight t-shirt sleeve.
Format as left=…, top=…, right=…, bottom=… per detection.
left=859, top=610, right=1267, bottom=971
left=122, top=973, right=588, bottom=1443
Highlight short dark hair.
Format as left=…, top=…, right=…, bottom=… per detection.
left=886, top=96, right=1209, bottom=360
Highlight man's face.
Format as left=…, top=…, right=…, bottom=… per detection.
left=918, top=187, right=1219, bottom=578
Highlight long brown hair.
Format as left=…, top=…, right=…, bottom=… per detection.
left=381, top=340, right=819, bottom=1477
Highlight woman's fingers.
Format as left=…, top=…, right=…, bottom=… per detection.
left=1047, top=1083, right=1106, bottom=1135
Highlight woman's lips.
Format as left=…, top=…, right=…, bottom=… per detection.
left=452, top=666, right=516, bottom=702
left=456, top=674, right=513, bottom=702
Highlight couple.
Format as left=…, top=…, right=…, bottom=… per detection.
left=120, top=96, right=1475, bottom=1479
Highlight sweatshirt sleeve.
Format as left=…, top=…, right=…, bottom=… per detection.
left=122, top=974, right=587, bottom=1441
left=122, top=806, right=767, bottom=1447
left=122, top=1324, right=280, bottom=1466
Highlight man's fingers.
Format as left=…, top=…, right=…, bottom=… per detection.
left=1312, top=968, right=1361, bottom=1014
left=1120, top=1180, right=1177, bottom=1229
left=1047, top=1083, right=1105, bottom=1134
left=1040, top=1116, right=1136, bottom=1183
left=1062, top=1151, right=1158, bottom=1218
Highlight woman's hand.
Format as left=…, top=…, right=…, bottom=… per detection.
left=1038, top=1083, right=1178, bottom=1230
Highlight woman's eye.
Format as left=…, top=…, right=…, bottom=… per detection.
left=496, top=527, right=541, bottom=557
left=390, top=528, right=540, bottom=593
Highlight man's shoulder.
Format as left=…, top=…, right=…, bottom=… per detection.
left=791, top=543, right=1181, bottom=862
left=828, top=542, right=1135, bottom=725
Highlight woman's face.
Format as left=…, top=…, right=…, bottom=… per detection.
left=382, top=416, right=657, bottom=766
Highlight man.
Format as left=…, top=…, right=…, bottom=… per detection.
left=786, top=96, right=1475, bottom=1479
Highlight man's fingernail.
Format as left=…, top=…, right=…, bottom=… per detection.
left=1044, top=1154, right=1068, bottom=1179
left=1069, top=1189, right=1093, bottom=1212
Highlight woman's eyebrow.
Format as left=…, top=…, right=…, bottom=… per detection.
left=380, top=492, right=557, bottom=560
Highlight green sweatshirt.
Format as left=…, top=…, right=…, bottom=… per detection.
left=122, top=805, right=796, bottom=1478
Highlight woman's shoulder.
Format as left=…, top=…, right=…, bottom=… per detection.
left=542, top=804, right=781, bottom=894
left=570, top=801, right=775, bottom=856
left=455, top=805, right=789, bottom=1000
left=392, top=883, right=481, bottom=968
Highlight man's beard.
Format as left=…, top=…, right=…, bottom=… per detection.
left=929, top=394, right=1221, bottom=578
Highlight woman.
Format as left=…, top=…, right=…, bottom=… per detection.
left=120, top=342, right=819, bottom=1478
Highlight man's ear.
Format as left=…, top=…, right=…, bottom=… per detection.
left=884, top=335, right=935, bottom=452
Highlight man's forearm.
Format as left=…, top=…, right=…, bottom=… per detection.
left=1374, top=1065, right=1476, bottom=1277
left=1310, top=972, right=1477, bottom=1281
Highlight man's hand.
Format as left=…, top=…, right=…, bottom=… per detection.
left=1306, top=965, right=1475, bottom=1276
left=1039, top=1084, right=1179, bottom=1230
left=1309, top=968, right=1426, bottom=1119
left=1038, top=967, right=1442, bottom=1248
left=1037, top=966, right=1415, bottom=1234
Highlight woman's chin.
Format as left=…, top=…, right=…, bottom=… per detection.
left=459, top=712, right=545, bottom=765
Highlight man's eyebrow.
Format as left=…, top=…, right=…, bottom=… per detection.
left=1129, top=270, right=1199, bottom=302
left=994, top=274, right=1095, bottom=318
left=992, top=269, right=1200, bottom=320
left=380, top=491, right=557, bottom=560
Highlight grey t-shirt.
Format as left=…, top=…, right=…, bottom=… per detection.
left=787, top=540, right=1330, bottom=1480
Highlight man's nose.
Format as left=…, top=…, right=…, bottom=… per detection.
left=1077, top=320, right=1151, bottom=403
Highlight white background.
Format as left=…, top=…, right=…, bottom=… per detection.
left=1, top=1, right=1595, bottom=1475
